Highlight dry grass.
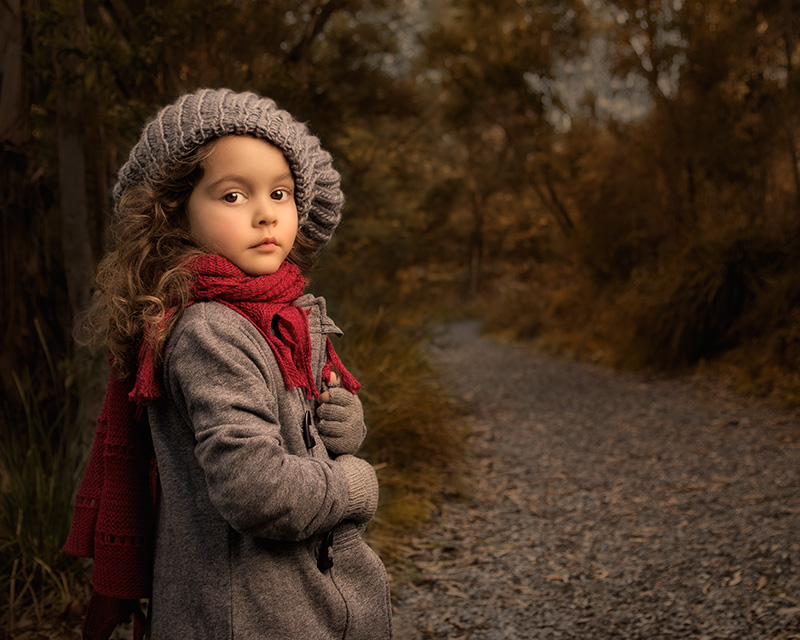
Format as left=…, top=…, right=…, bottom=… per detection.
left=479, top=226, right=800, bottom=409
left=333, top=306, right=468, bottom=561
left=0, top=327, right=90, bottom=638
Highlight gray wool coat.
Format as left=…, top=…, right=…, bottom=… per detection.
left=146, top=295, right=392, bottom=639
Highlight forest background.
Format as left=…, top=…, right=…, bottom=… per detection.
left=2, top=0, right=799, bottom=635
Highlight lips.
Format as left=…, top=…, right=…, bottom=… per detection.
left=253, top=237, right=277, bottom=248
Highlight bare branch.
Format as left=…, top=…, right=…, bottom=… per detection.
left=286, top=0, right=350, bottom=64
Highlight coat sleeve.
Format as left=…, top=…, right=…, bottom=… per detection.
left=161, top=303, right=349, bottom=541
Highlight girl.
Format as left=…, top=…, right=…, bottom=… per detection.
left=65, top=89, right=393, bottom=640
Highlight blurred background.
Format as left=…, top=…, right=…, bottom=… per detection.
left=2, top=0, right=799, bottom=634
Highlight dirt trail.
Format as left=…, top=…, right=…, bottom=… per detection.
left=389, top=321, right=800, bottom=640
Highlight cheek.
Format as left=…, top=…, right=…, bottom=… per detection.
left=187, top=200, right=233, bottom=249
left=285, top=208, right=299, bottom=243
left=196, top=218, right=239, bottom=250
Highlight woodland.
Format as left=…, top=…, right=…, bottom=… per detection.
left=1, top=0, right=799, bottom=635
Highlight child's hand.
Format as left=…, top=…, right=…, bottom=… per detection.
left=316, top=372, right=366, bottom=456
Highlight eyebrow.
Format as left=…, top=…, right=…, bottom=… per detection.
left=206, top=171, right=295, bottom=190
left=274, top=172, right=295, bottom=184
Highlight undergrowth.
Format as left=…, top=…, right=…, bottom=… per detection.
left=331, top=306, right=467, bottom=562
left=480, top=227, right=800, bottom=406
left=622, top=230, right=792, bottom=369
left=0, top=322, right=90, bottom=637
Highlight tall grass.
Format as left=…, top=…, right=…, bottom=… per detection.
left=331, top=306, right=467, bottom=560
left=622, top=231, right=791, bottom=369
left=479, top=223, right=800, bottom=405
left=0, top=322, right=89, bottom=634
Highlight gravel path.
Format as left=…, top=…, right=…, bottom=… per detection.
left=389, top=321, right=800, bottom=640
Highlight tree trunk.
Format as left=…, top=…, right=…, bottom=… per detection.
left=468, top=190, right=484, bottom=302
left=286, top=0, right=350, bottom=64
left=57, top=89, right=93, bottom=319
left=55, top=0, right=94, bottom=320
left=529, top=174, right=574, bottom=236
left=57, top=85, right=106, bottom=440
left=780, top=0, right=800, bottom=215
left=0, top=0, right=24, bottom=144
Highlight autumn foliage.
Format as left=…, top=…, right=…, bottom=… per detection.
left=2, top=0, right=799, bottom=633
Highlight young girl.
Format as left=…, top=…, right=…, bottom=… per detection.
left=65, top=89, right=393, bottom=640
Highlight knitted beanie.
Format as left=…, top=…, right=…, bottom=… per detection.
left=113, top=88, right=344, bottom=248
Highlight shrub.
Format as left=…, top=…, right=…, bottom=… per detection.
left=623, top=230, right=794, bottom=369
left=331, top=305, right=467, bottom=560
left=0, top=325, right=89, bottom=635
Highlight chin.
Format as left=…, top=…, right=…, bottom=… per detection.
left=244, top=264, right=282, bottom=276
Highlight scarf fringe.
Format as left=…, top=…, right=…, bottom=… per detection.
left=323, top=337, right=361, bottom=392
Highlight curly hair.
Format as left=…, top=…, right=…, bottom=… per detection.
left=76, top=138, right=318, bottom=378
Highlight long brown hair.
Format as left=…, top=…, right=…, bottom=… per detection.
left=76, top=136, right=318, bottom=378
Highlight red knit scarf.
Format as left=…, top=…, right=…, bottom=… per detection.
left=131, top=255, right=359, bottom=403
left=65, top=255, right=359, bottom=639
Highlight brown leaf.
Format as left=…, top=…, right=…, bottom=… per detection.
left=545, top=573, right=569, bottom=583
left=444, top=583, right=469, bottom=598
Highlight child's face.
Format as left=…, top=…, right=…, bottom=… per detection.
left=186, top=135, right=298, bottom=276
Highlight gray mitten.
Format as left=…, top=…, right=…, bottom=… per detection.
left=337, top=454, right=379, bottom=524
left=316, top=388, right=367, bottom=456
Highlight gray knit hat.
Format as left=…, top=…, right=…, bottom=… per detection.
left=113, top=88, right=344, bottom=248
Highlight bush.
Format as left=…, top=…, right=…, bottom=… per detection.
left=623, top=231, right=793, bottom=369
left=0, top=325, right=89, bottom=635
left=331, top=306, right=467, bottom=560
left=712, top=267, right=800, bottom=404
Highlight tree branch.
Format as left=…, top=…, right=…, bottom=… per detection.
left=286, top=0, right=350, bottom=64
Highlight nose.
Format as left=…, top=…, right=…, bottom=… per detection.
left=254, top=197, right=277, bottom=226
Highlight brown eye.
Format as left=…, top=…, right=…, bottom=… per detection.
left=271, top=189, right=291, bottom=202
left=222, top=192, right=243, bottom=204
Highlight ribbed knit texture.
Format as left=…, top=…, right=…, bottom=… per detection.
left=113, top=88, right=344, bottom=249
left=63, top=364, right=153, bottom=639
left=337, top=454, right=379, bottom=523
left=64, top=367, right=156, bottom=597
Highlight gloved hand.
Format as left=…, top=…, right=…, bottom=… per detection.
left=316, top=375, right=366, bottom=456
left=337, top=454, right=379, bottom=524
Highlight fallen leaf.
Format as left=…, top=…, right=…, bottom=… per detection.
left=756, top=575, right=768, bottom=592
left=729, top=570, right=742, bottom=586
left=444, top=583, right=469, bottom=598
left=777, top=607, right=800, bottom=616
left=506, top=579, right=537, bottom=595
